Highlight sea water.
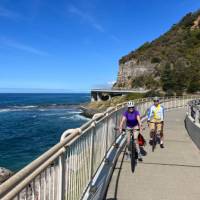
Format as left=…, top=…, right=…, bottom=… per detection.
left=0, top=93, right=90, bottom=171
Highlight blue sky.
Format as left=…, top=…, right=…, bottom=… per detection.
left=0, top=0, right=200, bottom=92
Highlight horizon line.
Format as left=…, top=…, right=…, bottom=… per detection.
left=0, top=88, right=91, bottom=93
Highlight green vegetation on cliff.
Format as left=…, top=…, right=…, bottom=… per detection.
left=119, top=10, right=200, bottom=95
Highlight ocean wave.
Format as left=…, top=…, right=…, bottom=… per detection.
left=0, top=104, right=79, bottom=112
left=0, top=108, right=28, bottom=112
left=60, top=114, right=90, bottom=121
left=0, top=106, right=38, bottom=113
left=0, top=109, right=12, bottom=113
left=67, top=110, right=82, bottom=114
left=13, top=105, right=38, bottom=109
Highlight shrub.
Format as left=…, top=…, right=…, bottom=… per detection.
left=151, top=57, right=161, bottom=63
left=144, top=90, right=162, bottom=98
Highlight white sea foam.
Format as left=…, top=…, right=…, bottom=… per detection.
left=60, top=116, right=68, bottom=119
left=74, top=114, right=90, bottom=121
left=23, top=105, right=37, bottom=108
left=60, top=114, right=90, bottom=121
left=0, top=108, right=34, bottom=112
left=14, top=105, right=38, bottom=109
left=39, top=109, right=45, bottom=112
left=67, top=110, right=82, bottom=114
left=0, top=109, right=12, bottom=113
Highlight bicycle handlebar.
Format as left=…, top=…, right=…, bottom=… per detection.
left=114, top=127, right=145, bottom=132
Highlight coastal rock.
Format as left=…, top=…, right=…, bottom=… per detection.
left=0, top=167, right=13, bottom=184
left=79, top=106, right=98, bottom=118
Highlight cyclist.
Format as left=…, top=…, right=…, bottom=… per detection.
left=119, top=101, right=143, bottom=161
left=147, top=97, right=164, bottom=148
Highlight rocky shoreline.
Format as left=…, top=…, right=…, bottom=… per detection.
left=79, top=106, right=99, bottom=118
left=79, top=104, right=108, bottom=118
left=0, top=167, right=13, bottom=185
left=78, top=95, right=128, bottom=119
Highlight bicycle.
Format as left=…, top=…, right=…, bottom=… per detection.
left=149, top=121, right=163, bottom=152
left=115, top=127, right=145, bottom=172
left=122, top=128, right=139, bottom=173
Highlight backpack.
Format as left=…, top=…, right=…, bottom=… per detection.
left=138, top=134, right=146, bottom=146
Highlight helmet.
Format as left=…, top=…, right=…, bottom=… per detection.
left=127, top=101, right=135, bottom=108
left=153, top=97, right=160, bottom=102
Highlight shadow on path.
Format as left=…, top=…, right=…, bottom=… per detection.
left=141, top=162, right=200, bottom=168
left=105, top=149, right=126, bottom=200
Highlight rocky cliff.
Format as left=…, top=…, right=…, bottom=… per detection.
left=113, top=10, right=200, bottom=95
left=114, top=59, right=156, bottom=89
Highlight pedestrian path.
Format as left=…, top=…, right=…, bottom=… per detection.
left=106, top=108, right=200, bottom=200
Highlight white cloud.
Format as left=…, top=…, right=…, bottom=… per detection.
left=107, top=81, right=116, bottom=85
left=93, top=81, right=116, bottom=89
left=110, top=34, right=120, bottom=42
left=0, top=37, right=49, bottom=56
left=67, top=4, right=121, bottom=44
left=0, top=6, right=20, bottom=19
left=68, top=4, right=105, bottom=32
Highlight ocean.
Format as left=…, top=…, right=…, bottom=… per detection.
left=0, top=93, right=90, bottom=172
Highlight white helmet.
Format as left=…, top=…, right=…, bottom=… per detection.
left=127, top=101, right=135, bottom=108
left=153, top=96, right=160, bottom=102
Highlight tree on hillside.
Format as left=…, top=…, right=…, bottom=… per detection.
left=161, top=63, right=175, bottom=92
left=187, top=66, right=200, bottom=93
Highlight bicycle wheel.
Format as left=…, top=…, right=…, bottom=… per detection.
left=130, top=136, right=136, bottom=173
left=152, top=132, right=156, bottom=152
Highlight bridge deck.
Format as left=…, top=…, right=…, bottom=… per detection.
left=106, top=108, right=200, bottom=200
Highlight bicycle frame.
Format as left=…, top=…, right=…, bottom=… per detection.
left=124, top=128, right=138, bottom=173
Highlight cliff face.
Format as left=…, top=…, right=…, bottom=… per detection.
left=114, top=59, right=155, bottom=89
left=192, top=15, right=200, bottom=29
left=113, top=10, right=200, bottom=94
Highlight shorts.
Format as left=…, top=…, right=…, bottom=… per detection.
left=149, top=119, right=163, bottom=133
left=126, top=127, right=140, bottom=140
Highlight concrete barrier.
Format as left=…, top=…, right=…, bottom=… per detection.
left=185, top=115, right=200, bottom=150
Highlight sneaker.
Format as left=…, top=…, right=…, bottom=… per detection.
left=160, top=144, right=164, bottom=148
left=138, top=157, right=143, bottom=162
left=125, top=152, right=130, bottom=160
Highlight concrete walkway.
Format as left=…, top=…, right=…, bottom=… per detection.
left=106, top=108, right=200, bottom=200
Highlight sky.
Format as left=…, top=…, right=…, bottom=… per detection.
left=0, top=0, right=200, bottom=93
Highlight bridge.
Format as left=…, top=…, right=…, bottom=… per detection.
left=0, top=96, right=200, bottom=200
left=91, top=89, right=149, bottom=101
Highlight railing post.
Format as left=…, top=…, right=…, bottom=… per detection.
left=89, top=123, right=95, bottom=180
left=180, top=96, right=185, bottom=107
left=58, top=153, right=65, bottom=200
left=114, top=108, right=118, bottom=143
left=141, top=103, right=144, bottom=116
left=175, top=96, right=177, bottom=108
left=195, top=109, right=199, bottom=125
left=187, top=104, right=191, bottom=117
left=105, top=113, right=109, bottom=152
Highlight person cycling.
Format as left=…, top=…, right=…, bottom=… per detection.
left=119, top=101, right=143, bottom=161
left=147, top=97, right=165, bottom=148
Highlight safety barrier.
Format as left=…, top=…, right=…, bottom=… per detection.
left=185, top=99, right=200, bottom=149
left=0, top=95, right=199, bottom=200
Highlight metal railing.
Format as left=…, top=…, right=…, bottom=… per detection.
left=0, top=95, right=199, bottom=200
